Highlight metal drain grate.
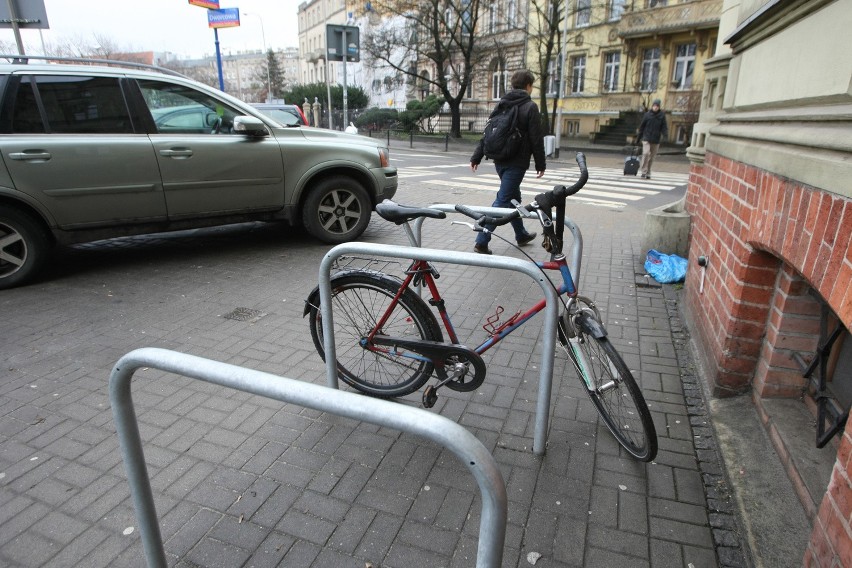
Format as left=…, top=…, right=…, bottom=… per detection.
left=222, top=307, right=266, bottom=322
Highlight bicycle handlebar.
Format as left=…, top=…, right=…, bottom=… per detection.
left=454, top=152, right=588, bottom=229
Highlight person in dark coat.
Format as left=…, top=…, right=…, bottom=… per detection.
left=470, top=69, right=546, bottom=254
left=636, top=98, right=668, bottom=179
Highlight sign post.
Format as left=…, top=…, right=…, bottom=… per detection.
left=206, top=7, right=240, bottom=92
left=326, top=24, right=359, bottom=128
left=0, top=0, right=50, bottom=56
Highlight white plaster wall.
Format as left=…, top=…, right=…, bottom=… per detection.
left=729, top=1, right=852, bottom=109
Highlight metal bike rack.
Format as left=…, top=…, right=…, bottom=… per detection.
left=110, top=348, right=508, bottom=568
left=319, top=243, right=560, bottom=455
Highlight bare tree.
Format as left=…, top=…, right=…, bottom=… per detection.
left=527, top=0, right=566, bottom=135
left=364, top=0, right=492, bottom=137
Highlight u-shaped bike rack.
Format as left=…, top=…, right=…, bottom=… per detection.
left=110, top=348, right=508, bottom=567
left=319, top=204, right=583, bottom=455
left=318, top=204, right=583, bottom=456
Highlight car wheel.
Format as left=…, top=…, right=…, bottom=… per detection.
left=0, top=207, right=50, bottom=290
left=302, top=176, right=372, bottom=244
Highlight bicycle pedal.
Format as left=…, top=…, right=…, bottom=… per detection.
left=422, top=385, right=438, bottom=408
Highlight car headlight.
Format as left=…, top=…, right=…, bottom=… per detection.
left=378, top=148, right=390, bottom=168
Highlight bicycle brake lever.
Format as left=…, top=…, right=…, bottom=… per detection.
left=511, top=199, right=536, bottom=218
left=451, top=220, right=481, bottom=231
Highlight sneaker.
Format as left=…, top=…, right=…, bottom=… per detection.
left=474, top=244, right=492, bottom=255
left=642, top=174, right=651, bottom=179
left=516, top=232, right=537, bottom=246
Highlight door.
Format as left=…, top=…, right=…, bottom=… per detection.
left=0, top=74, right=165, bottom=229
left=136, top=79, right=285, bottom=219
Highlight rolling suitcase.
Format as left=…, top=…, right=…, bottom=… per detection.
left=623, top=146, right=640, bottom=176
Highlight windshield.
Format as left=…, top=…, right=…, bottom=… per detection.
left=254, top=107, right=303, bottom=127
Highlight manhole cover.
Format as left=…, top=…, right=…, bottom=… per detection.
left=223, top=307, right=266, bottom=322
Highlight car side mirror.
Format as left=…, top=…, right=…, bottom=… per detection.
left=233, top=115, right=268, bottom=137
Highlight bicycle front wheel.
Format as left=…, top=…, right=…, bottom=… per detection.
left=564, top=330, right=658, bottom=462
left=308, top=271, right=443, bottom=398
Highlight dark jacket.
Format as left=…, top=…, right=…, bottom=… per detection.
left=637, top=108, right=668, bottom=144
left=471, top=89, right=546, bottom=172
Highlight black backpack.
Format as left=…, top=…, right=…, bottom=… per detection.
left=482, top=104, right=523, bottom=162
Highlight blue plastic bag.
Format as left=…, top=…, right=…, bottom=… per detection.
left=645, top=249, right=688, bottom=284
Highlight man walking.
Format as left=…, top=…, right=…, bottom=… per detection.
left=636, top=98, right=668, bottom=179
left=470, top=69, right=546, bottom=254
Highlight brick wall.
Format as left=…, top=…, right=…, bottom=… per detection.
left=685, top=151, right=852, bottom=567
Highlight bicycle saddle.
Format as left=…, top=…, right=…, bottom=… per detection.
left=376, top=200, right=447, bottom=225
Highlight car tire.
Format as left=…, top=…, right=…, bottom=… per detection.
left=0, top=207, right=50, bottom=290
left=302, top=176, right=372, bottom=244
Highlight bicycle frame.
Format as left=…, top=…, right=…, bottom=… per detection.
left=376, top=258, right=577, bottom=360
left=363, top=211, right=580, bottom=364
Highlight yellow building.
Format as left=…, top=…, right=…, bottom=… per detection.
left=544, top=0, right=722, bottom=146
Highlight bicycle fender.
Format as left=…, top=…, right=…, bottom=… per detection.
left=577, top=311, right=607, bottom=339
left=302, top=270, right=407, bottom=317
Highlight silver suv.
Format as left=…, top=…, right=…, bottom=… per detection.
left=0, top=57, right=397, bottom=289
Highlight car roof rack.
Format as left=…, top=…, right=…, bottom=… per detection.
left=0, top=54, right=186, bottom=78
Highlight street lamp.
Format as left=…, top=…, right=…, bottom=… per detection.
left=242, top=11, right=272, bottom=102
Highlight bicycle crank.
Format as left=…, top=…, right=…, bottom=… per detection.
left=370, top=335, right=486, bottom=407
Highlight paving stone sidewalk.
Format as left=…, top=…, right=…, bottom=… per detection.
left=0, top=154, right=746, bottom=567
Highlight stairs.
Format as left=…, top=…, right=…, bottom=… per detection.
left=592, top=111, right=642, bottom=145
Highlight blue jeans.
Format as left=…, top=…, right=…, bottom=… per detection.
left=475, top=164, right=531, bottom=246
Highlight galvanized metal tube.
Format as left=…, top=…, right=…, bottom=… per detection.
left=109, top=348, right=508, bottom=567
left=318, top=243, right=559, bottom=454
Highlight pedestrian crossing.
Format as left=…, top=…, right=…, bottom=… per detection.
left=395, top=164, right=689, bottom=208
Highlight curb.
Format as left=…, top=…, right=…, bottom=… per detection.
left=664, top=284, right=753, bottom=568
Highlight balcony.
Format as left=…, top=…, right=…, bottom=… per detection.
left=619, top=0, right=722, bottom=39
left=306, top=49, right=326, bottom=63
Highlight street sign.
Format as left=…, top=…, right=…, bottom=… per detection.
left=189, top=0, right=220, bottom=8
left=208, top=7, right=240, bottom=29
left=326, top=24, right=359, bottom=62
left=0, top=0, right=49, bottom=30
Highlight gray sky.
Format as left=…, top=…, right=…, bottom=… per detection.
left=1, top=0, right=300, bottom=59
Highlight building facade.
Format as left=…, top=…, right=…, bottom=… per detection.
left=297, top=0, right=348, bottom=86
left=552, top=0, right=722, bottom=143
left=683, top=0, right=852, bottom=565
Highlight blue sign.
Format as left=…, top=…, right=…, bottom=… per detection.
left=208, top=7, right=240, bottom=29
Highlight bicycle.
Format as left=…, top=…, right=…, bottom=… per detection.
left=304, top=153, right=658, bottom=461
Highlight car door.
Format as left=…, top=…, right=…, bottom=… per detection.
left=136, top=79, right=285, bottom=219
left=0, top=74, right=166, bottom=229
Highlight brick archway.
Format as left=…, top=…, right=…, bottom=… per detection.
left=685, top=151, right=852, bottom=567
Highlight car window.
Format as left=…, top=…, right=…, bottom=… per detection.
left=8, top=75, right=133, bottom=134
left=258, top=108, right=302, bottom=126
left=138, top=79, right=241, bottom=135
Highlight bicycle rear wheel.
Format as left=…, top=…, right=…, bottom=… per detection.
left=308, top=271, right=443, bottom=397
left=561, top=320, right=657, bottom=462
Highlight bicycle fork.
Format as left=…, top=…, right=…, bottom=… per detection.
left=566, top=321, right=618, bottom=394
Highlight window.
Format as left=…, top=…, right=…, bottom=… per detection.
left=9, top=75, right=133, bottom=134
left=608, top=0, right=625, bottom=20
left=491, top=59, right=507, bottom=99
left=372, top=79, right=382, bottom=93
left=488, top=2, right=497, bottom=33
left=419, top=70, right=430, bottom=100
left=444, top=5, right=454, bottom=28
left=139, top=80, right=241, bottom=135
left=546, top=59, right=560, bottom=96
left=576, top=0, right=591, bottom=27
left=570, top=55, right=586, bottom=94
left=507, top=0, right=517, bottom=27
left=461, top=0, right=473, bottom=34
left=674, top=124, right=690, bottom=145
left=640, top=47, right=660, bottom=91
left=602, top=52, right=620, bottom=92
left=672, top=43, right=696, bottom=89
